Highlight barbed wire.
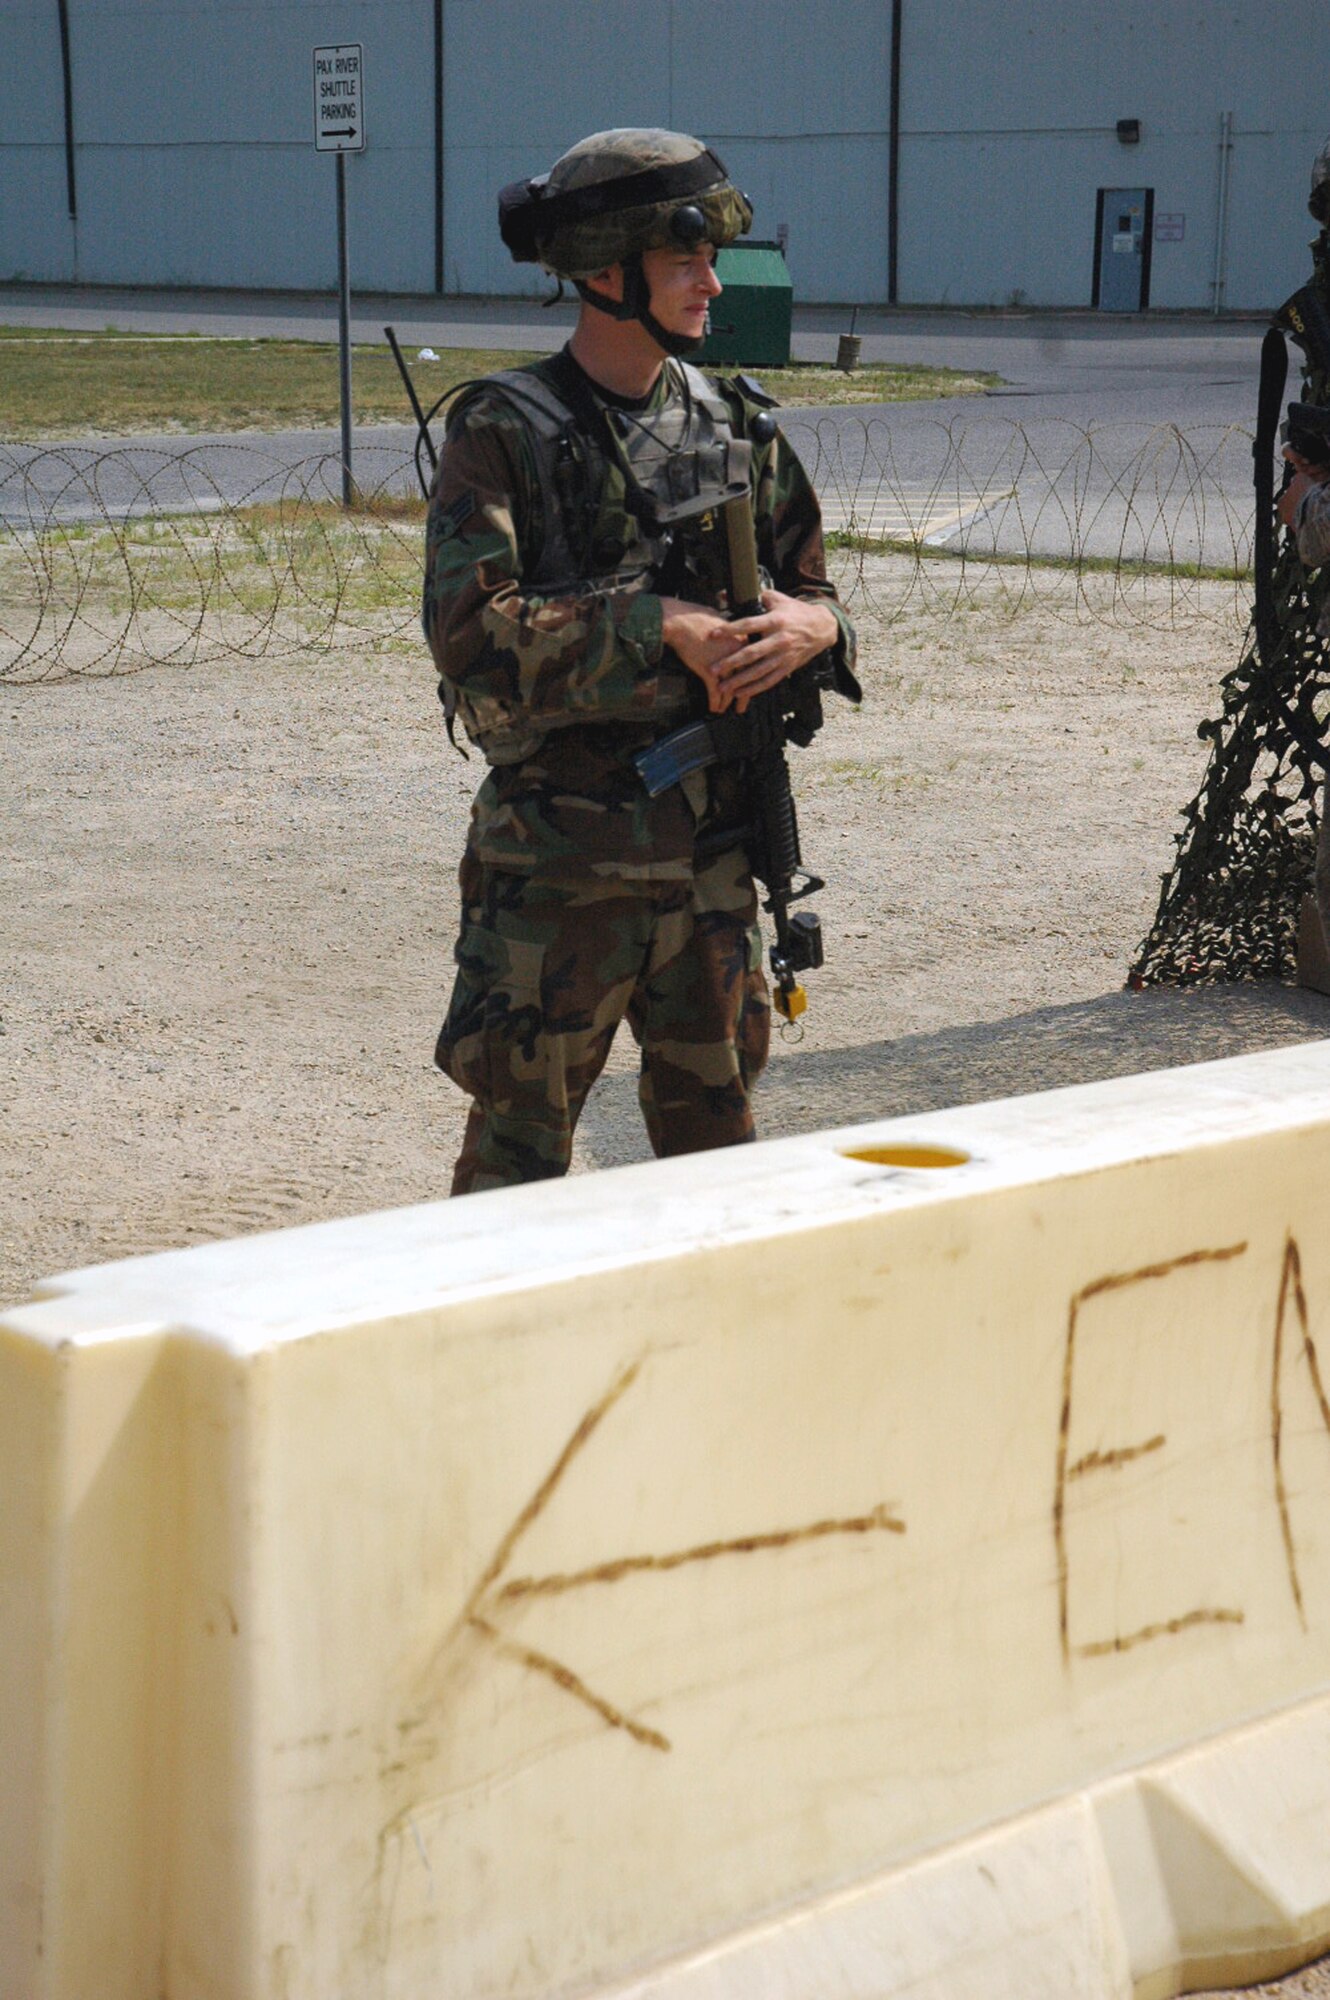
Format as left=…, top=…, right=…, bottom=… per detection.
left=795, top=415, right=1255, bottom=630
left=1, top=418, right=1258, bottom=684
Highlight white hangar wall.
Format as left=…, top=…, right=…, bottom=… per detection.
left=1, top=0, right=1326, bottom=310
left=3, top=0, right=438, bottom=295
left=896, top=3, right=1325, bottom=311
left=438, top=0, right=892, bottom=302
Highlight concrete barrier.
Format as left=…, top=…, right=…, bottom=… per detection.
left=5, top=1040, right=1330, bottom=2000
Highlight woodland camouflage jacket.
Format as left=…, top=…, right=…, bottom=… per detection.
left=1294, top=482, right=1330, bottom=634
left=421, top=349, right=856, bottom=880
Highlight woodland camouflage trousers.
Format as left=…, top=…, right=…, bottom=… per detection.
left=436, top=843, right=771, bottom=1195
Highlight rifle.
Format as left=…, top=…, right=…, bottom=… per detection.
left=384, top=323, right=454, bottom=501
left=635, top=474, right=833, bottom=1025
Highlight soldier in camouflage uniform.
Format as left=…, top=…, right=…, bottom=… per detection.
left=422, top=129, right=857, bottom=1194
left=1131, top=136, right=1330, bottom=989
left=1277, top=135, right=1330, bottom=970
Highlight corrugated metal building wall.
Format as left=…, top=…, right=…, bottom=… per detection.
left=3, top=0, right=1326, bottom=311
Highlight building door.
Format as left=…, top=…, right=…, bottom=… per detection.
left=1093, top=188, right=1154, bottom=310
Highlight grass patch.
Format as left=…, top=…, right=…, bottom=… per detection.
left=0, top=327, right=998, bottom=439
left=0, top=334, right=538, bottom=441
left=757, top=361, right=999, bottom=406
left=826, top=529, right=1253, bottom=584
left=4, top=497, right=1243, bottom=648
left=2, top=498, right=425, bottom=632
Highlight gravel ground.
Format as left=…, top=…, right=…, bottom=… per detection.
left=7, top=553, right=1322, bottom=1303
left=5, top=555, right=1330, bottom=1995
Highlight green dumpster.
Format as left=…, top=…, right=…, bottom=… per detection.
left=699, top=240, right=792, bottom=369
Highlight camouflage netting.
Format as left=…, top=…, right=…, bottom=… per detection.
left=1129, top=236, right=1330, bottom=987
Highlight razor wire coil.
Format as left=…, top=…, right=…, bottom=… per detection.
left=7, top=410, right=1329, bottom=993
left=0, top=418, right=1260, bottom=685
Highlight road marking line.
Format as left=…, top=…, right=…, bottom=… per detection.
left=821, top=487, right=1016, bottom=542
left=923, top=488, right=1017, bottom=546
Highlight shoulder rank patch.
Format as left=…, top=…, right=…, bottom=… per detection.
left=435, top=489, right=477, bottom=541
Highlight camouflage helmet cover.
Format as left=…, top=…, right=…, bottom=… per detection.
left=505, top=128, right=752, bottom=278
left=1312, top=135, right=1330, bottom=223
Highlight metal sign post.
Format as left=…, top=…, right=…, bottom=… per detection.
left=313, top=44, right=364, bottom=506
left=334, top=152, right=353, bottom=505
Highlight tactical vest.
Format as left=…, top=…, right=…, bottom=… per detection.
left=438, top=357, right=755, bottom=765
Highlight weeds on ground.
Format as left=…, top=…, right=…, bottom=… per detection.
left=0, top=337, right=535, bottom=440
left=0, top=329, right=998, bottom=439
left=755, top=362, right=998, bottom=407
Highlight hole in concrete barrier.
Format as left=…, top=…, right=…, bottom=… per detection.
left=841, top=1142, right=970, bottom=1170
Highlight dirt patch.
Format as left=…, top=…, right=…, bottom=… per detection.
left=2, top=555, right=1316, bottom=1309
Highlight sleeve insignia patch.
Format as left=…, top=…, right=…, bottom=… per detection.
left=436, top=490, right=477, bottom=540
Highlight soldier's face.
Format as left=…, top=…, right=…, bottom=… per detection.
left=640, top=245, right=722, bottom=343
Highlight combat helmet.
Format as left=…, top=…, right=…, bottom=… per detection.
left=498, top=128, right=752, bottom=356
left=1311, top=135, right=1330, bottom=225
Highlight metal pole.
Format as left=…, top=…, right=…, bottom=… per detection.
left=433, top=0, right=445, bottom=293
left=336, top=148, right=354, bottom=506
left=887, top=0, right=902, bottom=304
left=56, top=0, right=77, bottom=220
left=1211, top=109, right=1233, bottom=318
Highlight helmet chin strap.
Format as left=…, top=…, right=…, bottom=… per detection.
left=575, top=255, right=706, bottom=360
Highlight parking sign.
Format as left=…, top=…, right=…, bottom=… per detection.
left=313, top=45, right=364, bottom=153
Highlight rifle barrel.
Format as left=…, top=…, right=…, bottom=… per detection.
left=722, top=494, right=763, bottom=616
left=383, top=324, right=438, bottom=476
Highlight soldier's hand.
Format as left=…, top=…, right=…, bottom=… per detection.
left=659, top=598, right=747, bottom=713
left=716, top=591, right=840, bottom=712
left=1279, top=464, right=1320, bottom=529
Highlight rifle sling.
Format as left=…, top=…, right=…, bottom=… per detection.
left=1250, top=320, right=1330, bottom=773
left=1253, top=323, right=1288, bottom=670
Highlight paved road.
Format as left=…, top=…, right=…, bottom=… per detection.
left=0, top=285, right=1271, bottom=563
left=0, top=426, right=424, bottom=525
left=0, top=279, right=1268, bottom=417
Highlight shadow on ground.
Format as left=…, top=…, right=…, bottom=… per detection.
left=576, top=982, right=1330, bottom=1167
